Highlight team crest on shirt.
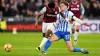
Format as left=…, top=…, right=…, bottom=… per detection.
left=77, top=5, right=79, bottom=7
left=55, top=11, right=57, bottom=14
left=71, top=5, right=73, bottom=7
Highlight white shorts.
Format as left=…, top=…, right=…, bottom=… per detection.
left=68, top=22, right=75, bottom=34
left=71, top=21, right=81, bottom=32
left=42, top=22, right=56, bottom=33
left=74, top=21, right=81, bottom=26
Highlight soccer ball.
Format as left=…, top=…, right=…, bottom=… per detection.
left=4, top=44, right=12, bottom=52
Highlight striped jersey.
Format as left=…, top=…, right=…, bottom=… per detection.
left=55, top=11, right=74, bottom=32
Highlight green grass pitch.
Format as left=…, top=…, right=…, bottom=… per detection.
left=0, top=32, right=100, bottom=56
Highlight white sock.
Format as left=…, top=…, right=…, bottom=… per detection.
left=39, top=37, right=48, bottom=48
left=74, top=31, right=79, bottom=41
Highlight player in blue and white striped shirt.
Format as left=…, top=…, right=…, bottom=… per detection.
left=41, top=1, right=89, bottom=54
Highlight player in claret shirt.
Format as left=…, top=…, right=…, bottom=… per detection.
left=35, top=1, right=59, bottom=51
left=69, top=0, right=85, bottom=45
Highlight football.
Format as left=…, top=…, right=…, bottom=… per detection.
left=4, top=44, right=12, bottom=52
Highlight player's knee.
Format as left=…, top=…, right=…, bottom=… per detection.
left=68, top=48, right=74, bottom=52
left=72, top=28, right=75, bottom=34
left=75, top=27, right=79, bottom=32
left=75, top=26, right=80, bottom=32
left=76, top=29, right=79, bottom=32
left=45, top=29, right=53, bottom=38
left=47, top=29, right=52, bottom=33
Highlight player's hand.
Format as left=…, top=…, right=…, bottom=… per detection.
left=59, top=12, right=66, bottom=19
left=80, top=15, right=83, bottom=20
left=35, top=22, right=38, bottom=28
left=83, top=23, right=89, bottom=26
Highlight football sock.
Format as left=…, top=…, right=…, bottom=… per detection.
left=73, top=48, right=83, bottom=52
left=44, top=40, right=52, bottom=52
left=39, top=37, right=48, bottom=49
left=74, top=31, right=78, bottom=42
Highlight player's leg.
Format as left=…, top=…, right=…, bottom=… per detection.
left=41, top=32, right=60, bottom=54
left=45, top=23, right=55, bottom=38
left=73, top=22, right=80, bottom=45
left=72, top=28, right=75, bottom=34
left=64, top=34, right=89, bottom=54
left=66, top=41, right=89, bottom=54
left=39, top=23, right=55, bottom=51
left=45, top=29, right=52, bottom=38
left=35, top=22, right=48, bottom=51
left=41, top=23, right=55, bottom=53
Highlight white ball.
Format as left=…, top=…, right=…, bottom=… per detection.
left=4, top=44, right=12, bottom=52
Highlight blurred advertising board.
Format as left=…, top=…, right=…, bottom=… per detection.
left=3, top=17, right=100, bottom=33
left=80, top=19, right=100, bottom=33
left=6, top=17, right=42, bottom=31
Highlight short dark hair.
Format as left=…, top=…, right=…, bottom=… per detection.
left=48, top=1, right=55, bottom=8
left=60, top=1, right=69, bottom=7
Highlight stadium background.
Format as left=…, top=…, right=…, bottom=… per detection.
left=0, top=0, right=100, bottom=56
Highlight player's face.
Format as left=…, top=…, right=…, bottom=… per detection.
left=50, top=8, right=54, bottom=11
left=72, top=0, right=78, bottom=2
left=60, top=3, right=68, bottom=12
left=49, top=8, right=55, bottom=12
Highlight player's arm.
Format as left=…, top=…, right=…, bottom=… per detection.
left=35, top=7, right=46, bottom=28
left=54, top=14, right=61, bottom=28
left=70, top=11, right=88, bottom=26
left=72, top=16, right=88, bottom=26
left=69, top=11, right=88, bottom=26
left=80, top=3, right=85, bottom=20
left=55, top=14, right=60, bottom=25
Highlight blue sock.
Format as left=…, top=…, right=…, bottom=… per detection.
left=44, top=40, right=52, bottom=52
left=74, top=48, right=83, bottom=52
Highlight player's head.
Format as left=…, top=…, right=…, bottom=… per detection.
left=72, top=0, right=78, bottom=3
left=60, top=1, right=69, bottom=12
left=48, top=1, right=55, bottom=9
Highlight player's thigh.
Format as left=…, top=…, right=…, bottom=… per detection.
left=75, top=21, right=80, bottom=29
left=63, top=34, right=70, bottom=41
left=49, top=34, right=59, bottom=42
left=49, top=34, right=58, bottom=42
left=68, top=23, right=74, bottom=34
left=75, top=21, right=81, bottom=26
left=49, top=32, right=61, bottom=42
left=47, top=23, right=55, bottom=33
left=42, top=22, right=47, bottom=33
left=76, top=25, right=80, bottom=30
left=64, top=34, right=73, bottom=51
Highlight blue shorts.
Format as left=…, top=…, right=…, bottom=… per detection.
left=54, top=31, right=70, bottom=41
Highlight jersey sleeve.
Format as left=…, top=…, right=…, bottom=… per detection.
left=54, top=14, right=60, bottom=27
left=68, top=11, right=84, bottom=24
left=39, top=7, right=46, bottom=14
left=56, top=14, right=60, bottom=24
left=80, top=3, right=85, bottom=15
left=73, top=16, right=84, bottom=24
left=68, top=11, right=74, bottom=19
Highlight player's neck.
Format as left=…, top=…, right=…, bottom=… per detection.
left=72, top=1, right=78, bottom=4
left=62, top=10, right=67, bottom=13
